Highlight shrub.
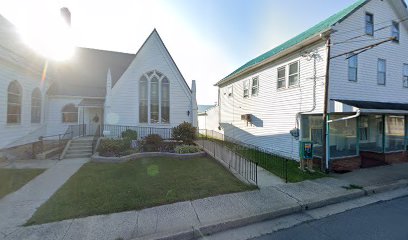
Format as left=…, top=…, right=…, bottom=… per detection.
left=98, top=139, right=129, bottom=157
left=144, top=134, right=163, bottom=145
left=174, top=145, right=201, bottom=154
left=172, top=122, right=197, bottom=144
left=142, top=134, right=163, bottom=152
left=121, top=129, right=138, bottom=141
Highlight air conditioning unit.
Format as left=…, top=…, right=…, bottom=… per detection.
left=241, top=114, right=252, bottom=121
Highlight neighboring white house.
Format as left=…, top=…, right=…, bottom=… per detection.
left=212, top=0, right=408, bottom=171
left=197, top=105, right=217, bottom=130
left=0, top=12, right=197, bottom=150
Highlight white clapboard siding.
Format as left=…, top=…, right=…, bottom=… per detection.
left=0, top=60, right=49, bottom=148
left=219, top=41, right=327, bottom=159
left=110, top=30, right=193, bottom=127
left=45, top=97, right=82, bottom=137
left=0, top=15, right=50, bottom=148
left=330, top=0, right=408, bottom=106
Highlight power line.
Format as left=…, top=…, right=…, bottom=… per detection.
left=332, top=16, right=408, bottom=37
left=330, top=37, right=396, bottom=60
left=331, top=17, right=408, bottom=45
left=332, top=37, right=391, bottom=46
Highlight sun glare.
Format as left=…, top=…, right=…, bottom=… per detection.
left=18, top=8, right=75, bottom=61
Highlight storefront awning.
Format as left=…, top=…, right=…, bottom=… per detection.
left=78, top=98, right=105, bottom=107
left=332, top=99, right=408, bottom=111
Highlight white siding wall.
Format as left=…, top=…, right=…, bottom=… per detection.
left=0, top=18, right=49, bottom=149
left=109, top=31, right=192, bottom=128
left=219, top=41, right=327, bottom=159
left=45, top=97, right=82, bottom=137
left=198, top=106, right=223, bottom=133
left=330, top=0, right=408, bottom=107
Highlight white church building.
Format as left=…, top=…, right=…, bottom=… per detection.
left=0, top=13, right=197, bottom=150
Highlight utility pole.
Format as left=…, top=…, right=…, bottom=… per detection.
left=322, top=36, right=331, bottom=172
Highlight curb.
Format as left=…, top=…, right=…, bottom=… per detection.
left=132, top=180, right=408, bottom=240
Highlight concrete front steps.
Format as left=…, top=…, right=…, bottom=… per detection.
left=64, top=138, right=93, bottom=159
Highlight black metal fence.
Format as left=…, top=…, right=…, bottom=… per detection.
left=198, top=129, right=289, bottom=183
left=103, top=125, right=173, bottom=139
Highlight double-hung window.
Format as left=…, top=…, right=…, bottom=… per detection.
left=277, top=67, right=286, bottom=89
left=251, top=77, right=259, bottom=96
left=348, top=55, right=358, bottom=82
left=392, top=21, right=400, bottom=42
left=243, top=80, right=249, bottom=98
left=288, top=61, right=299, bottom=86
left=365, top=13, right=374, bottom=36
left=377, top=59, right=386, bottom=85
left=403, top=64, right=408, bottom=88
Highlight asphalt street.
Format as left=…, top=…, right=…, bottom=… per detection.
left=252, top=196, right=408, bottom=240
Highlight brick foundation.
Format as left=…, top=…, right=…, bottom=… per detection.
left=384, top=151, right=408, bottom=164
left=330, top=156, right=362, bottom=172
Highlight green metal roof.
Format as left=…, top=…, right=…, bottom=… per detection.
left=216, top=0, right=368, bottom=86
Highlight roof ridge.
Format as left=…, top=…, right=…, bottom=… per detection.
left=216, top=0, right=368, bottom=86
left=76, top=46, right=136, bottom=55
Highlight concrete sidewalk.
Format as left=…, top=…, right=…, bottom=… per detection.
left=0, top=159, right=58, bottom=169
left=4, top=163, right=408, bottom=240
left=0, top=158, right=88, bottom=239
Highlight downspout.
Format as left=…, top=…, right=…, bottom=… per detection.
left=322, top=35, right=331, bottom=172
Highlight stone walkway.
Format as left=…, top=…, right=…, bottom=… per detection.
left=0, top=158, right=88, bottom=239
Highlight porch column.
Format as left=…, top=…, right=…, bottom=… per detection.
left=382, top=115, right=386, bottom=153
left=356, top=116, right=360, bottom=155
left=405, top=115, right=408, bottom=151
left=325, top=113, right=330, bottom=170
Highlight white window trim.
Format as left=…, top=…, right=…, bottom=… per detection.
left=391, top=21, right=400, bottom=42
left=243, top=80, right=249, bottom=98
left=403, top=64, right=408, bottom=88
left=277, top=66, right=286, bottom=89
left=365, top=12, right=374, bottom=36
left=348, top=54, right=358, bottom=82
left=7, top=81, right=22, bottom=124
left=251, top=76, right=259, bottom=96
left=139, top=70, right=171, bottom=125
left=377, top=59, right=386, bottom=85
left=288, top=61, right=300, bottom=87
left=61, top=104, right=78, bottom=124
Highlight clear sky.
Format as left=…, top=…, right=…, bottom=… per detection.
left=0, top=0, right=360, bottom=105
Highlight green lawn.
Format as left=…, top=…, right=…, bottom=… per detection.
left=202, top=138, right=326, bottom=183
left=0, top=168, right=45, bottom=199
left=26, top=156, right=256, bottom=225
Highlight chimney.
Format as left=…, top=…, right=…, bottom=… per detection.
left=60, top=7, right=71, bottom=26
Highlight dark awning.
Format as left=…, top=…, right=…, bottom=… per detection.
left=78, top=98, right=105, bottom=107
left=332, top=99, right=408, bottom=111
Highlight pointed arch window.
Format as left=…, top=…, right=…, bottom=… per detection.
left=139, top=70, right=170, bottom=124
left=31, top=88, right=42, bottom=123
left=7, top=81, right=22, bottom=124
left=62, top=104, right=78, bottom=123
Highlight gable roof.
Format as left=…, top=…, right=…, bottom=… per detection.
left=215, top=0, right=368, bottom=86
left=198, top=105, right=216, bottom=114
left=48, top=47, right=135, bottom=97
left=138, top=29, right=192, bottom=92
